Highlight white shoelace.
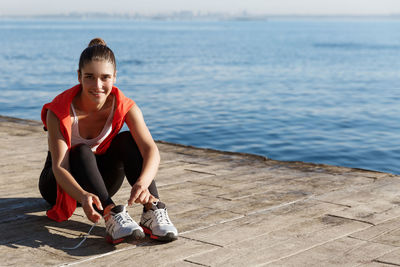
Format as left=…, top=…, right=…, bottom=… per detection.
left=62, top=204, right=131, bottom=250
left=153, top=208, right=172, bottom=226
left=62, top=222, right=98, bottom=250
left=113, top=209, right=133, bottom=227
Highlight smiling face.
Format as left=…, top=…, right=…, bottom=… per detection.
left=78, top=60, right=116, bottom=106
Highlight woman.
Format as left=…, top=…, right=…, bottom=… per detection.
left=39, top=38, right=178, bottom=243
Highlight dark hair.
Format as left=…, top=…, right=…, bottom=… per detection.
left=78, top=38, right=116, bottom=73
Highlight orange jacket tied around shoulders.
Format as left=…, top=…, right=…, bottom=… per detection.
left=41, top=84, right=135, bottom=222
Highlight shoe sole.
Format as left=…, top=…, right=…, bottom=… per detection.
left=141, top=225, right=178, bottom=242
left=106, top=229, right=145, bottom=244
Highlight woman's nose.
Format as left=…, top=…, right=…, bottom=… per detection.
left=96, top=78, right=102, bottom=89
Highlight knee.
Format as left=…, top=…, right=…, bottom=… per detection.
left=112, top=131, right=142, bottom=159
left=114, top=131, right=140, bottom=150
left=116, top=131, right=134, bottom=143
left=70, top=144, right=93, bottom=162
left=70, top=143, right=92, bottom=154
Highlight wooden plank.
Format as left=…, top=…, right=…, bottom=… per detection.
left=1, top=117, right=399, bottom=266
left=185, top=216, right=370, bottom=266
left=269, top=237, right=396, bottom=266
left=182, top=200, right=343, bottom=246
left=350, top=217, right=400, bottom=247
left=374, top=248, right=400, bottom=266
left=316, top=176, right=400, bottom=207
left=61, top=238, right=219, bottom=267
left=0, top=246, right=77, bottom=266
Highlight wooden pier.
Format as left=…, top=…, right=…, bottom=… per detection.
left=1, top=115, right=400, bottom=266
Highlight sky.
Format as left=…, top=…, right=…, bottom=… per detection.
left=2, top=0, right=400, bottom=16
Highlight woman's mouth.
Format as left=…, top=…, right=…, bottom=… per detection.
left=91, top=91, right=105, bottom=97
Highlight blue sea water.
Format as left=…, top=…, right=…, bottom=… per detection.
left=1, top=18, right=400, bottom=174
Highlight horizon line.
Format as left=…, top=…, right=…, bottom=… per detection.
left=1, top=12, right=400, bottom=20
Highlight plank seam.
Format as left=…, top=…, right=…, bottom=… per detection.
left=184, top=169, right=217, bottom=176
left=326, top=214, right=375, bottom=226
left=260, top=226, right=372, bottom=266
left=315, top=200, right=352, bottom=208
left=57, top=245, right=137, bottom=266
left=183, top=259, right=211, bottom=266
left=180, top=236, right=223, bottom=248
left=373, top=259, right=400, bottom=266
left=348, top=235, right=400, bottom=248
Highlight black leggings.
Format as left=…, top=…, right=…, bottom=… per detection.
left=39, top=131, right=159, bottom=209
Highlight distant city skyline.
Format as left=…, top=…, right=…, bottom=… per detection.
left=2, top=0, right=400, bottom=16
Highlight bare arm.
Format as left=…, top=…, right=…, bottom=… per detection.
left=125, top=104, right=160, bottom=205
left=46, top=110, right=103, bottom=222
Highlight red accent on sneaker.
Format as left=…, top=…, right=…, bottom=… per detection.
left=141, top=225, right=159, bottom=240
left=105, top=235, right=125, bottom=244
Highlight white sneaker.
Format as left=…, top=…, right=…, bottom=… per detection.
left=104, top=204, right=144, bottom=244
left=140, top=202, right=178, bottom=241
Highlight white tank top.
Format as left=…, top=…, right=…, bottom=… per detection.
left=70, top=96, right=115, bottom=152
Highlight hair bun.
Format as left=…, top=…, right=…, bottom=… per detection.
left=88, top=38, right=107, bottom=47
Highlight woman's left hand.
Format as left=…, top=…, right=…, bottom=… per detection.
left=128, top=183, right=158, bottom=205
left=81, top=192, right=103, bottom=223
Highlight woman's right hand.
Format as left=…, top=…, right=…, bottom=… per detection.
left=81, top=193, right=103, bottom=223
